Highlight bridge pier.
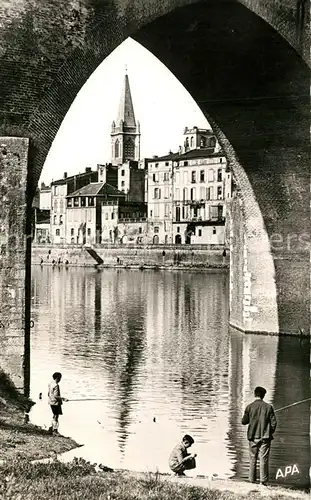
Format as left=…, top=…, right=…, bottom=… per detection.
left=0, top=137, right=29, bottom=393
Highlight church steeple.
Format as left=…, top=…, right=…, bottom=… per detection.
left=116, top=74, right=136, bottom=128
left=111, top=73, right=140, bottom=165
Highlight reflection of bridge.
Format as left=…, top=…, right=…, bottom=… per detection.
left=0, top=1, right=309, bottom=394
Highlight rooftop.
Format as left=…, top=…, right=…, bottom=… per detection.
left=146, top=148, right=225, bottom=163
left=66, top=182, right=125, bottom=198
left=51, top=169, right=97, bottom=186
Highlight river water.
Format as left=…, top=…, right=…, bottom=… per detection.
left=29, top=266, right=310, bottom=489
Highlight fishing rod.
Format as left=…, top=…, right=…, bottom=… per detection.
left=274, top=397, right=311, bottom=413
left=67, top=398, right=107, bottom=402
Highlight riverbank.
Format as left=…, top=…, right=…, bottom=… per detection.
left=1, top=373, right=309, bottom=500
left=1, top=458, right=309, bottom=500
left=0, top=370, right=79, bottom=462
left=32, top=243, right=229, bottom=269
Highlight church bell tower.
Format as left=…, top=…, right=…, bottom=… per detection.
left=111, top=72, right=140, bottom=165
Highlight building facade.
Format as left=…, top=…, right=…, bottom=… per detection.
left=102, top=200, right=147, bottom=244
left=50, top=168, right=98, bottom=244
left=66, top=182, right=126, bottom=245
left=146, top=127, right=232, bottom=245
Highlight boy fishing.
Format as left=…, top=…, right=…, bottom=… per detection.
left=48, top=372, right=67, bottom=434
left=169, top=434, right=197, bottom=476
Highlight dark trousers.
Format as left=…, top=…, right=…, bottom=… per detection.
left=171, top=457, right=196, bottom=474
left=248, top=439, right=271, bottom=484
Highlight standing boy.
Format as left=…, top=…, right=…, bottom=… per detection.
left=242, top=386, right=277, bottom=485
left=48, top=372, right=67, bottom=434
left=169, top=434, right=197, bottom=476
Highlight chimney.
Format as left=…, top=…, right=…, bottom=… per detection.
left=85, top=167, right=91, bottom=172
left=63, top=172, right=67, bottom=179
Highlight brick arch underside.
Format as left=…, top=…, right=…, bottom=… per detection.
left=0, top=1, right=309, bottom=334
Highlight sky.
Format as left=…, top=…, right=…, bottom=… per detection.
left=40, top=37, right=210, bottom=185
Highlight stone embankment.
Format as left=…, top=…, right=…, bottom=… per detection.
left=32, top=244, right=229, bottom=269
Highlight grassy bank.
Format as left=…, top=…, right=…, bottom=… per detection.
left=0, top=459, right=308, bottom=500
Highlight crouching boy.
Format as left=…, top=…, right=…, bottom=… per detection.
left=169, top=434, right=197, bottom=476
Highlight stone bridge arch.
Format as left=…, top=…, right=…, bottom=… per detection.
left=0, top=0, right=309, bottom=390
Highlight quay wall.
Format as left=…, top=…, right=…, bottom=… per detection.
left=31, top=244, right=229, bottom=269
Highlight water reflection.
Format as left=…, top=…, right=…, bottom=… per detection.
left=30, top=267, right=309, bottom=488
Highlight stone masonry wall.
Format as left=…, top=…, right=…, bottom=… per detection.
left=0, top=138, right=28, bottom=391
left=31, top=244, right=228, bottom=268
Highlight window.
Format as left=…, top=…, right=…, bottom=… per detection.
left=190, top=136, right=194, bottom=148
left=121, top=181, right=125, bottom=187
left=198, top=229, right=202, bottom=237
left=54, top=186, right=58, bottom=196
left=206, top=188, right=210, bottom=201
left=191, top=171, right=196, bottom=183
left=67, top=198, right=72, bottom=207
left=200, top=136, right=206, bottom=147
left=210, top=206, right=218, bottom=219
left=55, top=229, right=60, bottom=236
left=175, top=188, right=180, bottom=200
left=177, top=226, right=180, bottom=233
left=155, top=162, right=159, bottom=168
left=54, top=200, right=58, bottom=212
left=150, top=210, right=153, bottom=217
left=184, top=161, right=188, bottom=166
left=87, top=228, right=91, bottom=236
left=71, top=228, right=74, bottom=236
left=164, top=204, right=170, bottom=217
left=208, top=169, right=214, bottom=182
left=182, top=206, right=185, bottom=219
left=183, top=187, right=188, bottom=201
left=164, top=187, right=169, bottom=199
left=217, top=169, right=222, bottom=182
left=163, top=172, right=170, bottom=181
left=213, top=227, right=216, bottom=234
left=220, top=158, right=223, bottom=163
left=121, top=169, right=125, bottom=176
left=139, top=227, right=142, bottom=234
left=190, top=187, right=196, bottom=200
left=154, top=226, right=159, bottom=233
left=88, top=209, right=92, bottom=222
left=111, top=212, right=114, bottom=219
left=154, top=205, right=159, bottom=217
left=53, top=215, right=57, bottom=224
left=59, top=215, right=63, bottom=225
left=217, top=186, right=222, bottom=199
left=105, top=213, right=108, bottom=220
left=59, top=200, right=64, bottom=212
left=81, top=197, right=86, bottom=207
left=175, top=171, right=180, bottom=184
left=200, top=170, right=205, bottom=182
left=165, top=162, right=169, bottom=166
left=88, top=197, right=94, bottom=206
left=152, top=172, right=159, bottom=182
left=183, top=171, right=188, bottom=184
left=154, top=188, right=159, bottom=199
left=74, top=197, right=79, bottom=207
left=115, top=140, right=119, bottom=158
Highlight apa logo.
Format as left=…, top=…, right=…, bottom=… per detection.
left=276, top=464, right=299, bottom=479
